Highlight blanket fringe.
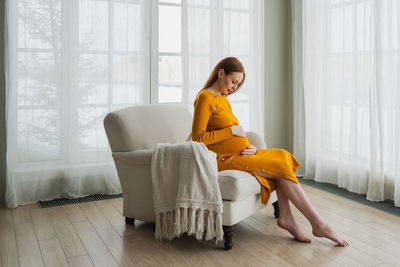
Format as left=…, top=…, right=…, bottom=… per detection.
left=155, top=207, right=223, bottom=243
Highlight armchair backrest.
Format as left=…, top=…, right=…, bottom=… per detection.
left=104, top=104, right=192, bottom=152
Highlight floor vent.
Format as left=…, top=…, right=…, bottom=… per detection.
left=38, top=193, right=123, bottom=208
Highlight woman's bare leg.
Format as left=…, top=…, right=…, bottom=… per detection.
left=273, top=179, right=311, bottom=242
left=256, top=172, right=349, bottom=247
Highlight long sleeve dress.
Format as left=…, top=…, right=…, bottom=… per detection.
left=191, top=89, right=300, bottom=205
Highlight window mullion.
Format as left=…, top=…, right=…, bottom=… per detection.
left=182, top=0, right=188, bottom=105
left=7, top=0, right=19, bottom=165
left=62, top=0, right=79, bottom=163
left=108, top=1, right=114, bottom=110
left=211, top=0, right=223, bottom=66
left=150, top=0, right=159, bottom=104
left=141, top=0, right=151, bottom=104
left=60, top=0, right=70, bottom=164
left=352, top=2, right=358, bottom=158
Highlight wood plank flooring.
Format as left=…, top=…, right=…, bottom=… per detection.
left=1, top=184, right=400, bottom=267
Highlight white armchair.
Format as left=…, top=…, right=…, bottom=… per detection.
left=103, top=104, right=279, bottom=250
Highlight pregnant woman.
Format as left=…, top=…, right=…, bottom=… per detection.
left=191, top=57, right=348, bottom=247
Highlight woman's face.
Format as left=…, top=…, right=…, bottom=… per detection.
left=218, top=70, right=244, bottom=95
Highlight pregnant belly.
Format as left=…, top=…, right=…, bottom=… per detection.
left=208, top=136, right=251, bottom=155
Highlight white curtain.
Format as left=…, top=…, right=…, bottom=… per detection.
left=5, top=0, right=150, bottom=208
left=5, top=0, right=265, bottom=208
left=292, top=0, right=400, bottom=207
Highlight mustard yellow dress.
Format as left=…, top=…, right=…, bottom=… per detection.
left=192, top=89, right=300, bottom=205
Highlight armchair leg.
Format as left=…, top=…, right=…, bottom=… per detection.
left=272, top=200, right=280, bottom=219
left=125, top=217, right=135, bottom=225
left=223, top=225, right=234, bottom=250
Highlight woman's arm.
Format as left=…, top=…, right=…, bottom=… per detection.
left=191, top=93, right=232, bottom=145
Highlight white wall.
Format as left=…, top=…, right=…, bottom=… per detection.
left=264, top=0, right=293, bottom=152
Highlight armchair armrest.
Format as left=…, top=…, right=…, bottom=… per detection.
left=112, top=149, right=153, bottom=165
left=246, top=131, right=267, bottom=149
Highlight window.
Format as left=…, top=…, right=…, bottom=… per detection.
left=8, top=0, right=264, bottom=166
left=11, top=0, right=148, bottom=165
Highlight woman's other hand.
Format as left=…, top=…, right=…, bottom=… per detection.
left=241, top=144, right=257, bottom=156
left=230, top=125, right=247, bottom=137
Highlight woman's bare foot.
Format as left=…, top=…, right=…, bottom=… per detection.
left=312, top=222, right=349, bottom=247
left=277, top=218, right=311, bottom=243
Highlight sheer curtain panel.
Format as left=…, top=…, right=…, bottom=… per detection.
left=292, top=0, right=400, bottom=206
left=5, top=0, right=150, bottom=208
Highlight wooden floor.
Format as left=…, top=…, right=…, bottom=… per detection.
left=1, top=184, right=400, bottom=267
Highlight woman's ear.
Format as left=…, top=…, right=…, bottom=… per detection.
left=218, top=69, right=224, bottom=78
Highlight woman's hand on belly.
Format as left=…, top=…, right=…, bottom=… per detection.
left=240, top=144, right=257, bottom=156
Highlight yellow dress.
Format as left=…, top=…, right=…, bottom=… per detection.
left=192, top=89, right=300, bottom=205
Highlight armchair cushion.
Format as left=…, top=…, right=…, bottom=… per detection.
left=218, top=170, right=261, bottom=201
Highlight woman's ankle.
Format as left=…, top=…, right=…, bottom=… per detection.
left=310, top=219, right=327, bottom=230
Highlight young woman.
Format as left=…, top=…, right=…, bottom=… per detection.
left=191, top=57, right=349, bottom=247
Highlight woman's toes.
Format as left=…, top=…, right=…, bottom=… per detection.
left=313, top=223, right=348, bottom=247
left=300, top=236, right=312, bottom=243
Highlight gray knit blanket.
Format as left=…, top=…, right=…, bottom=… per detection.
left=150, top=141, right=223, bottom=243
